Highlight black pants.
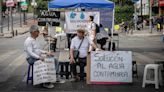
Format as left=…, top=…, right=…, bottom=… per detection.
left=97, top=38, right=108, bottom=50
left=70, top=57, right=86, bottom=80
left=108, top=42, right=116, bottom=51
left=50, top=38, right=57, bottom=52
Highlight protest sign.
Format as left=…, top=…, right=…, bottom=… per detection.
left=90, top=51, right=132, bottom=84
left=65, top=11, right=100, bottom=33
left=33, top=57, right=56, bottom=85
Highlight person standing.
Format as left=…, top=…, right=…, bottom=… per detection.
left=70, top=29, right=99, bottom=81
left=24, top=25, right=57, bottom=88
left=87, top=15, right=96, bottom=52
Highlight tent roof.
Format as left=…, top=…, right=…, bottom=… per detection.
left=48, top=0, right=115, bottom=9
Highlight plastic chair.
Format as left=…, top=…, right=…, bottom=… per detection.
left=142, top=64, right=163, bottom=89
left=26, top=64, right=34, bottom=84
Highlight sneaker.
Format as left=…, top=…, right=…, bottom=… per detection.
left=64, top=48, right=69, bottom=50
left=43, top=83, right=54, bottom=89
left=70, top=77, right=80, bottom=82
left=56, top=79, right=66, bottom=83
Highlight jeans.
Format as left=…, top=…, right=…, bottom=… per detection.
left=70, top=57, right=86, bottom=80
left=26, top=57, right=39, bottom=65
left=54, top=58, right=59, bottom=74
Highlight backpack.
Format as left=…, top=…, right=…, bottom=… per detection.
left=92, top=22, right=100, bottom=33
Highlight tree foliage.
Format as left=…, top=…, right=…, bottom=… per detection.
left=36, top=0, right=48, bottom=10
left=110, top=0, right=134, bottom=23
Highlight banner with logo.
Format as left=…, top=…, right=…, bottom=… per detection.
left=90, top=51, right=132, bottom=83
left=65, top=11, right=100, bottom=33
left=33, top=57, right=56, bottom=85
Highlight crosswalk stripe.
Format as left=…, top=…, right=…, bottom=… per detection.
left=146, top=52, right=164, bottom=60
left=0, top=50, right=20, bottom=64
left=0, top=53, right=26, bottom=82
left=133, top=52, right=154, bottom=65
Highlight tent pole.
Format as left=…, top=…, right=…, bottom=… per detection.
left=110, top=8, right=115, bottom=51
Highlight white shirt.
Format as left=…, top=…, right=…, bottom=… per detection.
left=87, top=22, right=96, bottom=41
left=70, top=36, right=93, bottom=58
left=24, top=37, right=46, bottom=59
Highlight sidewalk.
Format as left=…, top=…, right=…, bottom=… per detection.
left=124, top=28, right=163, bottom=37
left=0, top=19, right=37, bottom=38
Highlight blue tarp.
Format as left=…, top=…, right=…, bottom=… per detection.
left=48, top=0, right=114, bottom=9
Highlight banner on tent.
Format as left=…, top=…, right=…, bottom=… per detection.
left=89, top=8, right=114, bottom=32
left=33, top=57, right=56, bottom=85
left=65, top=11, right=100, bottom=33
left=90, top=51, right=132, bottom=83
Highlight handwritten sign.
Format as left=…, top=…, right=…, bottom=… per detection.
left=65, top=11, right=100, bottom=33
left=33, top=57, right=56, bottom=85
left=90, top=51, right=132, bottom=83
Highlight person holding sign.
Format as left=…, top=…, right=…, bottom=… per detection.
left=24, top=25, right=58, bottom=88
left=70, top=29, right=100, bottom=81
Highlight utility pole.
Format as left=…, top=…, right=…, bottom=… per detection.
left=149, top=0, right=152, bottom=33
left=7, top=7, right=10, bottom=31
left=23, top=10, right=26, bottom=25
left=0, top=0, right=3, bottom=35
left=140, top=0, right=143, bottom=29
left=19, top=1, right=22, bottom=27
left=10, top=7, right=14, bottom=37
left=134, top=3, right=138, bottom=34
left=22, top=1, right=27, bottom=25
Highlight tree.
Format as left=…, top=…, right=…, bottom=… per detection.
left=36, top=0, right=48, bottom=10
left=110, top=0, right=134, bottom=23
left=110, top=0, right=133, bottom=6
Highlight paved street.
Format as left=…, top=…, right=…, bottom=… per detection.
left=0, top=30, right=164, bottom=91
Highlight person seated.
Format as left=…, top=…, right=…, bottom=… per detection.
left=70, top=29, right=100, bottom=81
left=24, top=25, right=61, bottom=88
left=96, top=24, right=108, bottom=50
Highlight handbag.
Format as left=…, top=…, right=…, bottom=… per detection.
left=73, top=38, right=84, bottom=60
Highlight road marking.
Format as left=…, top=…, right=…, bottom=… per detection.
left=133, top=52, right=154, bottom=65
left=0, top=53, right=26, bottom=82
left=145, top=52, right=164, bottom=61
left=0, top=50, right=20, bottom=64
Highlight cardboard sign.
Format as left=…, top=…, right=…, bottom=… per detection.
left=33, top=57, right=56, bottom=85
left=90, top=51, right=132, bottom=84
left=65, top=11, right=100, bottom=33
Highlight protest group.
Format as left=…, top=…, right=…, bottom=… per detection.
left=23, top=0, right=163, bottom=89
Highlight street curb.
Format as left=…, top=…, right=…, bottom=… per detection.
left=18, top=30, right=29, bottom=35
left=126, top=34, right=163, bottom=37
left=0, top=30, right=29, bottom=38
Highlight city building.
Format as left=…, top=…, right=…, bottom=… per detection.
left=136, top=0, right=164, bottom=16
